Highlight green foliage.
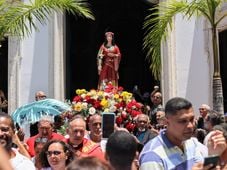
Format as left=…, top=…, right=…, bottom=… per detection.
left=0, top=0, right=94, bottom=39
left=144, top=0, right=227, bottom=80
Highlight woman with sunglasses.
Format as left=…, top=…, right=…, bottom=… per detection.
left=38, top=140, right=74, bottom=170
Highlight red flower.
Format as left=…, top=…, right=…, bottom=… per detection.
left=115, top=102, right=125, bottom=109
left=125, top=122, right=135, bottom=132
left=116, top=116, right=123, bottom=125
left=73, top=96, right=82, bottom=102
left=118, top=86, right=124, bottom=91
left=84, top=96, right=91, bottom=102
left=121, top=111, right=128, bottom=120
left=86, top=98, right=96, bottom=105
left=131, top=110, right=141, bottom=117
left=93, top=101, right=102, bottom=109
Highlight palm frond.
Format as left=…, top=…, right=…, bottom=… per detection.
left=0, top=0, right=94, bottom=38
left=143, top=0, right=189, bottom=80
left=143, top=0, right=227, bottom=80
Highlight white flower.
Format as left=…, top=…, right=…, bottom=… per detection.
left=82, top=103, right=88, bottom=109
left=104, top=108, right=109, bottom=112
left=81, top=94, right=86, bottom=98
left=89, top=107, right=96, bottom=115
left=109, top=106, right=117, bottom=112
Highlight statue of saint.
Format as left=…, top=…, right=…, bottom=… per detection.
left=97, top=32, right=121, bottom=90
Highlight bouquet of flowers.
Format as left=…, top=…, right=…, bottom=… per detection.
left=69, top=83, right=144, bottom=132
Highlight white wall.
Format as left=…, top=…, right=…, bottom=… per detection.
left=163, top=15, right=212, bottom=115
left=20, top=22, right=49, bottom=106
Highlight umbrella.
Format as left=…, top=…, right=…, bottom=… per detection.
left=12, top=98, right=71, bottom=126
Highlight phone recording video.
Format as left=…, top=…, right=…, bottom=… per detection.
left=15, top=122, right=20, bottom=131
left=102, top=113, right=115, bottom=138
left=204, top=155, right=219, bottom=169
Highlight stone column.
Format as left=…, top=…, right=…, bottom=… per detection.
left=48, top=12, right=65, bottom=101
left=161, top=25, right=177, bottom=104
left=8, top=37, right=22, bottom=114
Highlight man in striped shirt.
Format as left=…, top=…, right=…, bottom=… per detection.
left=139, top=97, right=204, bottom=169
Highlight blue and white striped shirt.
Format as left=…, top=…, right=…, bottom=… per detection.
left=139, top=130, right=207, bottom=170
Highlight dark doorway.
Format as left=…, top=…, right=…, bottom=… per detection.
left=219, top=30, right=227, bottom=112
left=66, top=0, right=157, bottom=100
left=0, top=38, right=8, bottom=101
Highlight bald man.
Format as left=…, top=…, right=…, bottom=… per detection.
left=87, top=114, right=102, bottom=143
left=197, top=104, right=211, bottom=129
left=133, top=114, right=157, bottom=145
left=66, top=115, right=104, bottom=160
left=35, top=91, right=46, bottom=101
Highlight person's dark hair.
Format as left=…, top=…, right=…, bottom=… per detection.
left=104, top=33, right=116, bottom=46
left=0, top=113, right=15, bottom=130
left=0, top=89, right=6, bottom=101
left=54, top=115, right=63, bottom=123
left=30, top=122, right=39, bottom=136
left=194, top=128, right=207, bottom=144
left=66, top=156, right=112, bottom=170
left=106, top=131, right=137, bottom=170
left=157, top=107, right=165, bottom=112
left=165, top=97, right=192, bottom=116
left=206, top=110, right=225, bottom=127
left=39, top=140, right=74, bottom=168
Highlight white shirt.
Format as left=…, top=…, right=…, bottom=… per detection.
left=10, top=148, right=35, bottom=170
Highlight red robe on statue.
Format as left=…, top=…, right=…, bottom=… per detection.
left=97, top=44, right=121, bottom=89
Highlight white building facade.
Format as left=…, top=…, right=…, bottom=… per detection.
left=8, top=5, right=227, bottom=115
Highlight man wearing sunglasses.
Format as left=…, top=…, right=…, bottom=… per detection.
left=35, top=91, right=47, bottom=101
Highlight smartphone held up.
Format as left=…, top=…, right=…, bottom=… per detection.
left=203, top=155, right=220, bottom=169
left=102, top=112, right=115, bottom=139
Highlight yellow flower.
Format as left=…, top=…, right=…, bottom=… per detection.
left=100, top=98, right=109, bottom=108
left=114, top=94, right=120, bottom=99
left=73, top=102, right=83, bottom=112
left=76, top=89, right=87, bottom=95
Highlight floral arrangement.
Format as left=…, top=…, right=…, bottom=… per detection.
left=69, top=83, right=144, bottom=132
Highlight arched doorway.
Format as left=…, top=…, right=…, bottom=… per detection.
left=65, top=0, right=157, bottom=100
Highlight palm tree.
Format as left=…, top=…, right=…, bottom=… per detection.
left=143, top=0, right=227, bottom=114
left=0, top=0, right=94, bottom=40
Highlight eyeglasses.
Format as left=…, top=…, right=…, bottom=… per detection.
left=46, top=150, right=62, bottom=157
left=36, top=95, right=47, bottom=100
left=39, top=95, right=46, bottom=98
left=152, top=96, right=161, bottom=99
left=35, top=137, right=48, bottom=143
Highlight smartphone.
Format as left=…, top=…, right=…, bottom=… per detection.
left=15, top=122, right=20, bottom=131
left=102, top=112, right=115, bottom=138
left=204, top=155, right=219, bottom=169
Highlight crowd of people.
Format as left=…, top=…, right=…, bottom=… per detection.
left=1, top=88, right=227, bottom=170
